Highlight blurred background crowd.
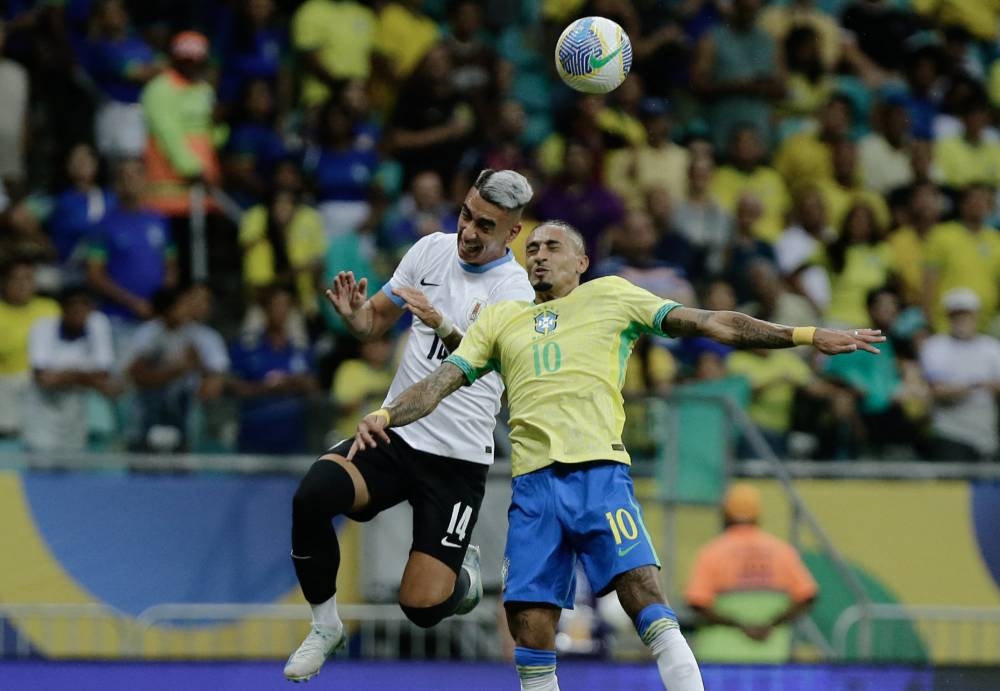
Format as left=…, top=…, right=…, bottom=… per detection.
left=0, top=0, right=998, bottom=461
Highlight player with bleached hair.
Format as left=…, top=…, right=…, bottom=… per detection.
left=348, top=220, right=883, bottom=690
left=284, top=169, right=535, bottom=682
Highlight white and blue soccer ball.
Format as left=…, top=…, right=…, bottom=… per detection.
left=555, top=16, right=633, bottom=94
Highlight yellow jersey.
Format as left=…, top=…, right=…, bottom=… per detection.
left=446, top=276, right=680, bottom=477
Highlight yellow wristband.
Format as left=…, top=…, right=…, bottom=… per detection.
left=792, top=326, right=816, bottom=346
left=369, top=408, right=391, bottom=426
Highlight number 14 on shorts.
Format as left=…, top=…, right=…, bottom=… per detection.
left=442, top=502, right=473, bottom=548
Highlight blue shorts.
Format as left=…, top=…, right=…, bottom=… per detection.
left=502, top=461, right=659, bottom=609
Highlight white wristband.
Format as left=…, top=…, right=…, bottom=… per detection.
left=434, top=315, right=454, bottom=338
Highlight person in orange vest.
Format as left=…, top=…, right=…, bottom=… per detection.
left=140, top=30, right=221, bottom=219
left=684, top=483, right=818, bottom=663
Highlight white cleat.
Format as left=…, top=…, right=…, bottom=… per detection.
left=283, top=624, right=346, bottom=683
left=455, top=544, right=483, bottom=615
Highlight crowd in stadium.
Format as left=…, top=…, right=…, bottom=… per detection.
left=0, top=0, right=998, bottom=461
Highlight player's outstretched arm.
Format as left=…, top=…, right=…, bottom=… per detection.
left=661, top=307, right=884, bottom=355
left=347, top=362, right=467, bottom=458
left=392, top=286, right=464, bottom=352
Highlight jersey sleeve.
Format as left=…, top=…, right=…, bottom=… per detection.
left=611, top=277, right=683, bottom=336
left=445, top=304, right=500, bottom=385
left=379, top=233, right=435, bottom=307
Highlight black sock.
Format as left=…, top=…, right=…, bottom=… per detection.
left=291, top=460, right=355, bottom=604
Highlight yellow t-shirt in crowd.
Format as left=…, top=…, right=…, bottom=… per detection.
left=913, top=0, right=1000, bottom=41
left=815, top=179, right=891, bottom=232
left=933, top=135, right=1000, bottom=189
left=604, top=144, right=690, bottom=209
left=887, top=226, right=928, bottom=306
left=0, top=297, right=60, bottom=375
left=822, top=243, right=895, bottom=327
left=374, top=2, right=440, bottom=79
left=924, top=222, right=1000, bottom=331
left=447, top=276, right=680, bottom=477
left=331, top=358, right=395, bottom=440
left=710, top=165, right=791, bottom=242
left=774, top=131, right=833, bottom=192
left=726, top=350, right=812, bottom=433
left=239, top=204, right=327, bottom=314
left=292, top=0, right=377, bottom=106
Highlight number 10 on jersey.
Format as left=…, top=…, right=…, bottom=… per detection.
left=532, top=341, right=562, bottom=375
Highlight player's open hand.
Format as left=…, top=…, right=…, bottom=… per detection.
left=325, top=271, right=368, bottom=318
left=814, top=328, right=884, bottom=355
left=347, top=412, right=391, bottom=460
left=392, top=286, right=443, bottom=329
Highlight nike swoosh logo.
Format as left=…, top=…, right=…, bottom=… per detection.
left=441, top=537, right=462, bottom=548
left=420, top=278, right=440, bottom=287
left=618, top=542, right=641, bottom=557
left=589, top=44, right=624, bottom=71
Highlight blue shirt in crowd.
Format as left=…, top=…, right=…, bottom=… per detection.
left=309, top=147, right=379, bottom=203
left=48, top=187, right=116, bottom=264
left=88, top=208, right=173, bottom=320
left=87, top=34, right=158, bottom=103
left=229, top=333, right=313, bottom=454
left=217, top=26, right=287, bottom=103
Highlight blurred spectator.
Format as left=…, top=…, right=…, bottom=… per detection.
left=239, top=187, right=326, bottom=323
left=373, top=0, right=441, bottom=91
left=382, top=170, right=458, bottom=260
left=887, top=181, right=940, bottom=307
left=691, top=0, right=783, bottom=151
left=923, top=185, right=1000, bottom=332
left=933, top=93, right=1000, bottom=189
left=0, top=19, right=28, bottom=197
left=140, top=31, right=221, bottom=220
left=646, top=186, right=699, bottom=281
left=24, top=286, right=117, bottom=452
left=86, top=0, right=161, bottom=160
left=0, top=260, right=60, bottom=443
left=0, top=198, right=58, bottom=272
left=919, top=288, right=1000, bottom=461
left=537, top=95, right=611, bottom=180
left=595, top=74, right=647, bottom=149
left=222, top=79, right=289, bottom=208
left=443, top=0, right=502, bottom=123
left=775, top=187, right=834, bottom=314
left=86, top=159, right=177, bottom=338
left=759, top=0, right=842, bottom=71
left=822, top=202, right=894, bottom=328
left=721, top=196, right=778, bottom=303
left=774, top=93, right=852, bottom=191
left=900, top=45, right=944, bottom=140
left=738, top=258, right=819, bottom=330
left=671, top=156, right=731, bottom=276
left=710, top=124, right=789, bottom=242
left=727, top=346, right=816, bottom=454
left=840, top=0, right=923, bottom=73
left=229, top=284, right=318, bottom=454
left=385, top=43, right=474, bottom=188
left=330, top=333, right=395, bottom=441
left=824, top=287, right=929, bottom=456
left=291, top=0, right=376, bottom=109
left=123, top=286, right=223, bottom=452
left=47, top=143, right=115, bottom=280
left=777, top=26, right=835, bottom=124
left=533, top=141, right=625, bottom=269
left=685, top=483, right=818, bottom=663
left=595, top=209, right=696, bottom=306
left=473, top=100, right=533, bottom=178
left=304, top=98, right=379, bottom=239
left=185, top=283, right=229, bottom=401
left=858, top=94, right=921, bottom=195
left=915, top=0, right=1000, bottom=43
left=216, top=0, right=291, bottom=111
left=604, top=96, right=689, bottom=211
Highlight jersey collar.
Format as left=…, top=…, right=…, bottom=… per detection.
left=459, top=248, right=514, bottom=274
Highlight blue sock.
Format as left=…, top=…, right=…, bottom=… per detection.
left=514, top=646, right=557, bottom=688
left=635, top=603, right=679, bottom=648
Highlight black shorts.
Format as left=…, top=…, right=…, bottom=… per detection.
left=326, top=431, right=489, bottom=573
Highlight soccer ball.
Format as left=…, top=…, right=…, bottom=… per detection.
left=555, top=16, right=633, bottom=94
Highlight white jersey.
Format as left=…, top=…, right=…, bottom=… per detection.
left=380, top=232, right=534, bottom=464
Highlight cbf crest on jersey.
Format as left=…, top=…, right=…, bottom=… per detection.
left=534, top=310, right=558, bottom=335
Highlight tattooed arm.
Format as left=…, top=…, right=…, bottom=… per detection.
left=661, top=307, right=885, bottom=354
left=348, top=362, right=467, bottom=458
